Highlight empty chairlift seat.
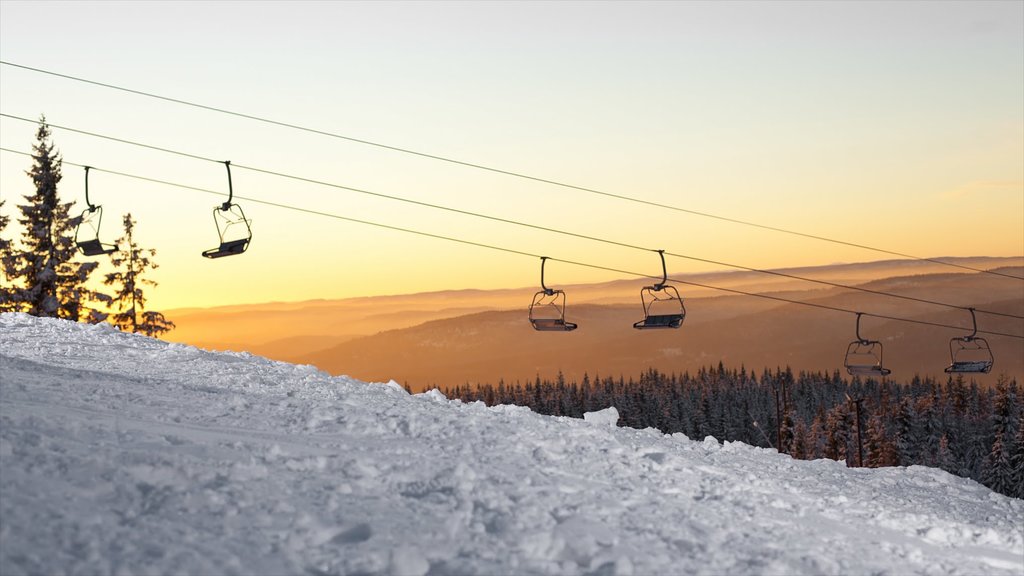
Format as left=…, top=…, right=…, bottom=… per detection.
left=529, top=257, right=578, bottom=332
left=844, top=313, right=891, bottom=377
left=945, top=308, right=994, bottom=374
left=633, top=250, right=685, bottom=330
left=202, top=161, right=252, bottom=259
left=74, top=167, right=118, bottom=257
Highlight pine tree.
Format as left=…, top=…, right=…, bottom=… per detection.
left=865, top=411, right=891, bottom=467
left=6, top=118, right=109, bottom=321
left=791, top=419, right=810, bottom=460
left=935, top=434, right=955, bottom=474
left=103, top=213, right=174, bottom=337
left=894, top=398, right=920, bottom=466
left=982, top=378, right=1017, bottom=495
left=779, top=408, right=796, bottom=455
left=0, top=200, right=15, bottom=311
left=1009, top=415, right=1024, bottom=499
left=807, top=414, right=826, bottom=460
left=824, top=404, right=850, bottom=462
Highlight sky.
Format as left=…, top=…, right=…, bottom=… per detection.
left=1, top=1, right=1022, bottom=311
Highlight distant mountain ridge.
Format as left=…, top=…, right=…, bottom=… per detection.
left=164, top=257, right=1024, bottom=390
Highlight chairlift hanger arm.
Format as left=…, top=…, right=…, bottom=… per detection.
left=855, top=312, right=869, bottom=344
left=221, top=160, right=233, bottom=210
left=83, top=166, right=96, bottom=211
left=966, top=307, right=978, bottom=340
left=539, top=256, right=554, bottom=295
left=654, top=249, right=667, bottom=290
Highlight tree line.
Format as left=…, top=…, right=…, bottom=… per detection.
left=440, top=365, right=1023, bottom=500
left=0, top=117, right=173, bottom=336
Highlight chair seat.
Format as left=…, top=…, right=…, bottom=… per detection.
left=202, top=239, right=249, bottom=259
left=77, top=239, right=116, bottom=256
left=846, top=365, right=891, bottom=376
left=531, top=318, right=578, bottom=332
left=633, top=314, right=684, bottom=330
left=945, top=360, right=993, bottom=374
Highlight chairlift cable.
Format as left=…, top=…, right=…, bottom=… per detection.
left=3, top=112, right=1020, bottom=321
left=2, top=147, right=1020, bottom=340
left=661, top=252, right=1024, bottom=320
left=3, top=60, right=1021, bottom=281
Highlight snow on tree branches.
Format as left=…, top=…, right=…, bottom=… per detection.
left=4, top=117, right=110, bottom=321
left=104, top=213, right=174, bottom=337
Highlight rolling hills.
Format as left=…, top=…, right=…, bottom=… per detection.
left=165, top=257, right=1024, bottom=391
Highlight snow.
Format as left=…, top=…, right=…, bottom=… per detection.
left=1, top=313, right=1021, bottom=576
left=583, top=406, right=619, bottom=428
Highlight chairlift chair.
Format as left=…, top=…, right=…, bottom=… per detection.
left=74, top=167, right=117, bottom=257
left=529, top=257, right=577, bottom=331
left=202, top=161, right=252, bottom=259
left=633, top=249, right=685, bottom=330
left=844, top=313, right=891, bottom=377
left=945, top=308, right=993, bottom=374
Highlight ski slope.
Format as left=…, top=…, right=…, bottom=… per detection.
left=1, top=313, right=1021, bottom=576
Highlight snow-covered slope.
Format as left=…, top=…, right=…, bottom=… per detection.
left=1, top=314, right=1021, bottom=576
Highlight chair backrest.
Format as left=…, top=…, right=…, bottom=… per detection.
left=947, top=337, right=993, bottom=374
left=845, top=340, right=890, bottom=376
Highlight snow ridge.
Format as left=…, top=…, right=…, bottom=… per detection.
left=1, top=313, right=1021, bottom=575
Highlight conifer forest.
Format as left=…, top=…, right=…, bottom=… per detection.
left=442, top=366, right=1023, bottom=499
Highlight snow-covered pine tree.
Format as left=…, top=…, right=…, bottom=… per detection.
left=779, top=408, right=796, bottom=455
left=790, top=419, right=809, bottom=460
left=894, top=397, right=920, bottom=466
left=7, top=118, right=109, bottom=321
left=103, top=213, right=174, bottom=337
left=864, top=411, right=898, bottom=467
left=824, top=404, right=850, bottom=462
left=807, top=413, right=826, bottom=460
left=982, top=378, right=1017, bottom=495
left=935, top=434, right=955, bottom=474
left=0, top=199, right=15, bottom=311
left=1009, top=414, right=1024, bottom=499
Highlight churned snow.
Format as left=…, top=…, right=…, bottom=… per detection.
left=0, top=313, right=1021, bottom=576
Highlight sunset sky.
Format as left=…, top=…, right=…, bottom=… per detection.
left=1, top=1, right=1021, bottom=311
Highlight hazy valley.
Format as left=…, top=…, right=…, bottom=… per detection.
left=165, top=257, right=1024, bottom=391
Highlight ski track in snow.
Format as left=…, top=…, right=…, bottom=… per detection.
left=0, top=313, right=1021, bottom=576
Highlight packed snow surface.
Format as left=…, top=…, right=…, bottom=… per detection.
left=1, top=314, right=1021, bottom=576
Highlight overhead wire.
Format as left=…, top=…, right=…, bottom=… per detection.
left=3, top=60, right=1021, bottom=282
left=3, top=112, right=1021, bottom=322
left=1, top=146, right=1021, bottom=340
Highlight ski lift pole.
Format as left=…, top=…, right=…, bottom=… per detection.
left=846, top=393, right=864, bottom=468
left=750, top=415, right=774, bottom=449
left=771, top=375, right=788, bottom=454
left=775, top=381, right=782, bottom=453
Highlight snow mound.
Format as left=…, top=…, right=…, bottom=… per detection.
left=583, top=406, right=619, bottom=427
left=1, top=313, right=1022, bottom=576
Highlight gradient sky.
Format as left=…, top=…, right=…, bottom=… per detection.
left=1, top=1, right=1021, bottom=311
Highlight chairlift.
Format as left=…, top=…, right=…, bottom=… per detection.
left=945, top=308, right=993, bottom=374
left=74, top=167, right=117, bottom=257
left=202, top=161, right=252, bottom=259
left=633, top=249, right=685, bottom=330
left=529, top=257, right=577, bottom=331
left=844, top=313, right=891, bottom=377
